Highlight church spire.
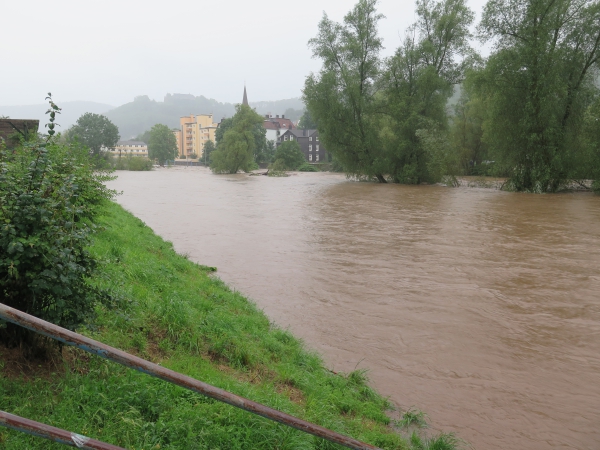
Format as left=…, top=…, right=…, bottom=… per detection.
left=242, top=85, right=249, bottom=106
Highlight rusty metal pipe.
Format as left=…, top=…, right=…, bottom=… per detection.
left=0, top=410, right=126, bottom=449
left=0, top=303, right=382, bottom=450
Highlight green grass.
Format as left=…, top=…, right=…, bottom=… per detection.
left=0, top=201, right=460, bottom=449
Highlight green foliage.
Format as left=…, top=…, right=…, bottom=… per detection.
left=210, top=105, right=264, bottom=174
left=298, top=110, right=318, bottom=130
left=304, top=0, right=475, bottom=184
left=298, top=162, right=318, bottom=172
left=0, top=97, right=115, bottom=348
left=113, top=155, right=153, bottom=171
left=268, top=159, right=289, bottom=176
left=265, top=140, right=276, bottom=163
left=304, top=0, right=387, bottom=183
left=148, top=124, right=178, bottom=166
left=202, top=139, right=216, bottom=164
left=134, top=129, right=152, bottom=144
left=398, top=409, right=428, bottom=428
left=477, top=0, right=600, bottom=192
left=67, top=112, right=120, bottom=156
left=274, top=141, right=306, bottom=170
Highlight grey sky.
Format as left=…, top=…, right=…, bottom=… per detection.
left=1, top=0, right=488, bottom=107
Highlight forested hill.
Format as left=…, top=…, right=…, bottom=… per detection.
left=106, top=94, right=305, bottom=139
left=0, top=101, right=114, bottom=130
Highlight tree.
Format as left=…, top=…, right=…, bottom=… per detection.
left=273, top=141, right=306, bottom=170
left=265, top=140, right=276, bottom=163
left=216, top=114, right=268, bottom=165
left=304, top=0, right=474, bottom=184
left=379, top=0, right=475, bottom=183
left=67, top=113, right=120, bottom=156
left=203, top=140, right=216, bottom=165
left=135, top=129, right=152, bottom=144
left=477, top=0, right=600, bottom=192
left=210, top=105, right=264, bottom=174
left=148, top=124, right=178, bottom=166
left=0, top=96, right=115, bottom=349
left=298, top=110, right=318, bottom=129
left=303, top=0, right=387, bottom=182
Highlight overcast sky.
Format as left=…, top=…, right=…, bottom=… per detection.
left=0, top=0, right=488, bottom=107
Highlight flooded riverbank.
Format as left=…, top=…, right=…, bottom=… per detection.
left=107, top=167, right=600, bottom=449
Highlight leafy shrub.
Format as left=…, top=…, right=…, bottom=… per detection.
left=0, top=97, right=115, bottom=349
left=267, top=159, right=288, bottom=177
left=298, top=162, right=317, bottom=172
left=114, top=155, right=153, bottom=171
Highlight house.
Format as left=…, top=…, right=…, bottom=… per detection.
left=263, top=114, right=295, bottom=143
left=277, top=129, right=327, bottom=163
left=107, top=140, right=148, bottom=157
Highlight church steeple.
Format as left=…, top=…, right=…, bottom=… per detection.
left=242, top=85, right=249, bottom=106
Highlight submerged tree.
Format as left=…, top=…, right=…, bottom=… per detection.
left=304, top=0, right=475, bottom=183
left=210, top=105, right=264, bottom=174
left=304, top=0, right=387, bottom=182
left=273, top=141, right=306, bottom=170
left=380, top=0, right=475, bottom=183
left=148, top=124, right=178, bottom=166
left=478, top=0, right=600, bottom=192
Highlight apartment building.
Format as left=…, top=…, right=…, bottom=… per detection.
left=177, top=114, right=217, bottom=158
left=107, top=140, right=148, bottom=157
left=278, top=129, right=327, bottom=163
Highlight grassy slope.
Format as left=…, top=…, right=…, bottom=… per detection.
left=0, top=202, right=453, bottom=449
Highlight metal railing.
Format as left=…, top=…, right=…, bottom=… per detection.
left=0, top=303, right=381, bottom=450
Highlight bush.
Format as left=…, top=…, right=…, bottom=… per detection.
left=273, top=141, right=305, bottom=170
left=267, top=159, right=288, bottom=177
left=298, top=162, right=317, bottom=172
left=113, top=155, right=153, bottom=171
left=0, top=104, right=115, bottom=349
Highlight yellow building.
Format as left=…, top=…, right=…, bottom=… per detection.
left=107, top=140, right=148, bottom=157
left=178, top=114, right=217, bottom=159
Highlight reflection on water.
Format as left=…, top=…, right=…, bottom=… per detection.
left=108, top=168, right=600, bottom=450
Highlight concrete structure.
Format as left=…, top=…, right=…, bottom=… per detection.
left=177, top=114, right=217, bottom=158
left=277, top=129, right=327, bottom=163
left=0, top=119, right=39, bottom=147
left=107, top=140, right=148, bottom=157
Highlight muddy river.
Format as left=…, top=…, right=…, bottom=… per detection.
left=107, top=168, right=600, bottom=450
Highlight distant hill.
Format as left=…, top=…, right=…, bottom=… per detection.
left=106, top=94, right=305, bottom=139
left=0, top=101, right=114, bottom=131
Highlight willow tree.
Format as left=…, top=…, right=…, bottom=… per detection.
left=380, top=0, right=475, bottom=183
left=210, top=104, right=263, bottom=174
left=478, top=0, right=600, bottom=192
left=303, top=0, right=387, bottom=182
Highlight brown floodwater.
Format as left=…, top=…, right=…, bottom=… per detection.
left=108, top=168, right=600, bottom=450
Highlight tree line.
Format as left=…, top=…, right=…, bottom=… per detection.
left=303, top=0, right=600, bottom=192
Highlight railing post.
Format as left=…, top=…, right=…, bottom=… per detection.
left=0, top=303, right=382, bottom=450
left=0, top=411, right=126, bottom=449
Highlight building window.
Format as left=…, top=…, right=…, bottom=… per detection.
left=316, top=136, right=319, bottom=141
left=284, top=136, right=288, bottom=141
left=309, top=137, right=313, bottom=141
left=290, top=135, right=294, bottom=140
left=309, top=145, right=312, bottom=151
left=316, top=145, right=319, bottom=151
left=309, top=154, right=313, bottom=161
left=316, top=155, right=319, bottom=162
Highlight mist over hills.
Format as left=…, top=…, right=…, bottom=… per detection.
left=106, top=94, right=305, bottom=139
left=0, top=101, right=114, bottom=130
left=1, top=94, right=305, bottom=140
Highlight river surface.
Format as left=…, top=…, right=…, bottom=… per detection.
left=107, top=168, right=600, bottom=450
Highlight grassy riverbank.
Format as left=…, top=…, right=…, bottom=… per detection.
left=0, top=201, right=458, bottom=449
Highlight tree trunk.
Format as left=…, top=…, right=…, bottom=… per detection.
left=375, top=174, right=387, bottom=183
